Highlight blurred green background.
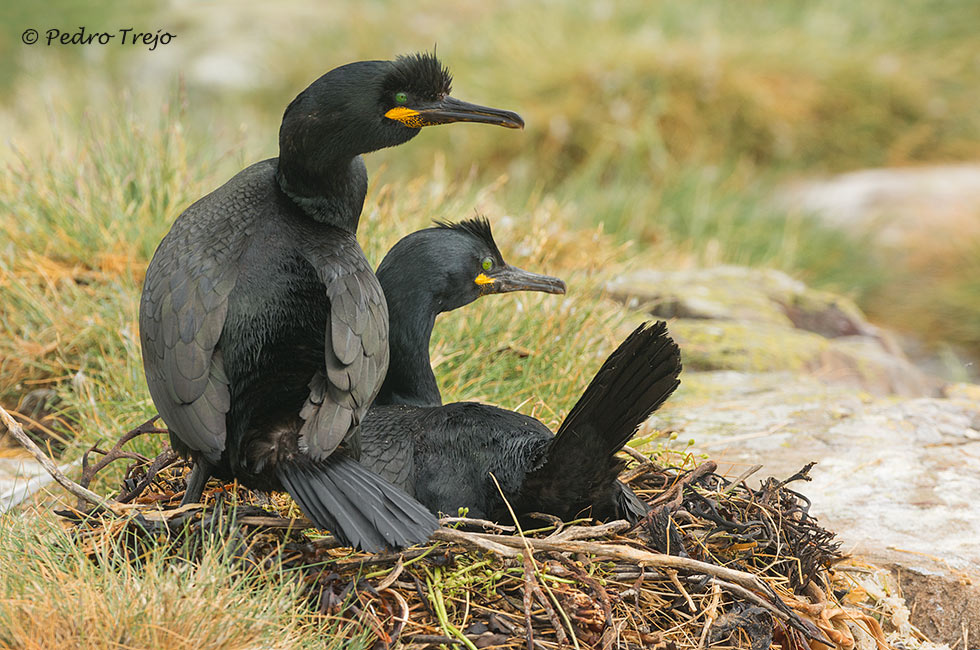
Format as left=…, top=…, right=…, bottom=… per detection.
left=1, top=0, right=979, bottom=432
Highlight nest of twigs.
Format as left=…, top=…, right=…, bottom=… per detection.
left=45, top=418, right=904, bottom=650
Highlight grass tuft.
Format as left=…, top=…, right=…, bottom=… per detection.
left=0, top=512, right=365, bottom=650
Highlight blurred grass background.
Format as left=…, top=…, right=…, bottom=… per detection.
left=2, top=0, right=979, bottom=458
left=0, top=1, right=978, bottom=644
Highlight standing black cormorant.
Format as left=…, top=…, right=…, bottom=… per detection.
left=358, top=219, right=682, bottom=523
left=138, top=53, right=523, bottom=552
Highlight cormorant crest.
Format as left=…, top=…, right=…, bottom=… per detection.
left=387, top=52, right=453, bottom=100
left=434, top=217, right=503, bottom=260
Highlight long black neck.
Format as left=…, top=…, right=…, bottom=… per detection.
left=276, top=156, right=368, bottom=232
left=272, top=59, right=423, bottom=230
left=374, top=285, right=442, bottom=407
left=274, top=82, right=377, bottom=232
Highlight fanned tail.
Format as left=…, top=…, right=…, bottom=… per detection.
left=515, top=321, right=682, bottom=521
left=278, top=453, right=437, bottom=553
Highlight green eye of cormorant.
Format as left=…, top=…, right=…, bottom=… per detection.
left=481, top=257, right=493, bottom=271
left=394, top=92, right=408, bottom=104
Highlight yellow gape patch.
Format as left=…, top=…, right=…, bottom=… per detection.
left=385, top=106, right=427, bottom=128
left=474, top=273, right=494, bottom=286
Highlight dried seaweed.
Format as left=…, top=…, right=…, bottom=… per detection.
left=629, top=459, right=844, bottom=593
left=47, top=424, right=887, bottom=650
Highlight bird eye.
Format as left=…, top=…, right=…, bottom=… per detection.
left=481, top=257, right=493, bottom=271
left=394, top=91, right=409, bottom=104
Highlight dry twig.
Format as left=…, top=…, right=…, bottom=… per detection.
left=78, top=416, right=166, bottom=493
left=547, top=520, right=630, bottom=542
left=647, top=460, right=717, bottom=510
left=0, top=404, right=120, bottom=512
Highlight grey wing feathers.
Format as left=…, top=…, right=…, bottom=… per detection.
left=299, top=241, right=389, bottom=459
left=139, top=206, right=242, bottom=464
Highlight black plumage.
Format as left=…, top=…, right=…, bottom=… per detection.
left=138, top=53, right=522, bottom=552
left=375, top=218, right=565, bottom=408
left=358, top=220, right=682, bottom=523
left=505, top=322, right=680, bottom=521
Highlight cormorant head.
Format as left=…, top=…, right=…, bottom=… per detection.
left=279, top=53, right=523, bottom=194
left=378, top=53, right=524, bottom=134
left=377, top=217, right=565, bottom=314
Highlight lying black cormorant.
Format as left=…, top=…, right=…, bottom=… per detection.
left=375, top=218, right=567, bottom=408
left=359, top=219, right=682, bottom=523
left=138, top=53, right=523, bottom=551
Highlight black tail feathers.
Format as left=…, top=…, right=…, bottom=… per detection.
left=516, top=321, right=682, bottom=521
left=554, top=320, right=681, bottom=457
left=278, top=454, right=438, bottom=553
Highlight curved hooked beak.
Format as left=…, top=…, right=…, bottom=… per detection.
left=386, top=96, right=524, bottom=130
left=477, top=264, right=566, bottom=295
